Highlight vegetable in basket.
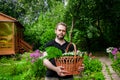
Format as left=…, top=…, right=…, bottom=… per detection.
left=45, top=46, right=62, bottom=59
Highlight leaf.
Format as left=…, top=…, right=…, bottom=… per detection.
left=45, top=47, right=62, bottom=59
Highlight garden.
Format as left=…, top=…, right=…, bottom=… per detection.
left=0, top=50, right=104, bottom=80
left=0, top=0, right=120, bottom=80
left=106, top=47, right=120, bottom=77
left=0, top=48, right=120, bottom=80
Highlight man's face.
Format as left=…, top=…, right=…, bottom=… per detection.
left=55, top=25, right=66, bottom=40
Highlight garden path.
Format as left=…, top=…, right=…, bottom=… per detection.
left=95, top=52, right=120, bottom=80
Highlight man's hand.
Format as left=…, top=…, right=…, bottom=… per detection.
left=78, top=64, right=84, bottom=72
left=55, top=66, right=69, bottom=76
left=43, top=59, right=69, bottom=76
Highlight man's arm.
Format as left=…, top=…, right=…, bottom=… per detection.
left=43, top=52, right=68, bottom=76
left=43, top=58, right=57, bottom=71
left=43, top=58, right=69, bottom=76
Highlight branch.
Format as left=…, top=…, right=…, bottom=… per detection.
left=69, top=17, right=74, bottom=42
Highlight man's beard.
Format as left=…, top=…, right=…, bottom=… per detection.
left=57, top=35, right=64, bottom=40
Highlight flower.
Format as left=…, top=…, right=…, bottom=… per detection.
left=106, top=47, right=120, bottom=60
left=106, top=47, right=119, bottom=54
left=30, top=49, right=43, bottom=63
left=106, top=47, right=114, bottom=53
left=111, top=48, right=118, bottom=55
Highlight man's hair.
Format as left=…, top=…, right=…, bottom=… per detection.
left=56, top=22, right=67, bottom=30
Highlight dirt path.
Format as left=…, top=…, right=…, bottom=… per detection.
left=96, top=52, right=120, bottom=80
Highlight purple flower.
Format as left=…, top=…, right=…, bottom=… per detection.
left=35, top=52, right=40, bottom=58
left=30, top=49, right=43, bottom=63
left=112, top=48, right=118, bottom=55
left=30, top=50, right=40, bottom=58
left=30, top=53, right=34, bottom=58
left=34, top=49, right=40, bottom=53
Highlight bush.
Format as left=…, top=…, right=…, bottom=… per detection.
left=76, top=53, right=105, bottom=80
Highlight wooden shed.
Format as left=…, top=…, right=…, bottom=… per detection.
left=0, top=12, right=32, bottom=55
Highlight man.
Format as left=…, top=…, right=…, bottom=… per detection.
left=43, top=22, right=83, bottom=80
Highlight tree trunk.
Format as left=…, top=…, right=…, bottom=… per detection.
left=69, top=17, right=74, bottom=42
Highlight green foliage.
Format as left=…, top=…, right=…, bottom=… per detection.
left=30, top=58, right=46, bottom=79
left=1, top=0, right=120, bottom=52
left=90, top=72, right=105, bottom=80
left=83, top=54, right=102, bottom=73
left=64, top=0, right=120, bottom=51
left=40, top=29, right=55, bottom=50
left=0, top=0, right=47, bottom=26
left=64, top=0, right=102, bottom=51
left=45, top=47, right=62, bottom=59
left=24, top=1, right=66, bottom=50
left=0, top=52, right=46, bottom=80
left=0, top=52, right=105, bottom=80
left=0, top=61, right=31, bottom=79
left=75, top=72, right=104, bottom=80
left=112, top=53, right=120, bottom=76
left=74, top=53, right=104, bottom=80
left=78, top=54, right=104, bottom=79
left=0, top=56, right=9, bottom=63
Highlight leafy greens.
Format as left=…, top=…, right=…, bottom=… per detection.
left=45, top=47, right=62, bottom=59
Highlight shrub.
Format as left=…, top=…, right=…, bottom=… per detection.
left=76, top=53, right=105, bottom=80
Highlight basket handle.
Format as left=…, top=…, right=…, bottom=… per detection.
left=65, top=42, right=77, bottom=57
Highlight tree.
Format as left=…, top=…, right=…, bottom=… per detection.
left=0, top=0, right=47, bottom=26
left=24, top=1, right=66, bottom=50
left=64, top=0, right=120, bottom=51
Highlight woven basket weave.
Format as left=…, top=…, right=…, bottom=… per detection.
left=55, top=43, right=83, bottom=75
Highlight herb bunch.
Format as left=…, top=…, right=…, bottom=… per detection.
left=45, top=47, right=62, bottom=59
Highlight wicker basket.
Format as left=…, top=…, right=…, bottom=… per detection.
left=55, top=43, right=83, bottom=75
